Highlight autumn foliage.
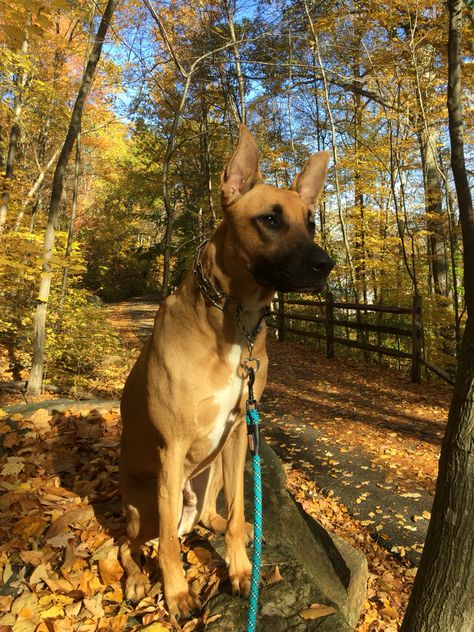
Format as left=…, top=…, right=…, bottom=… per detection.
left=0, top=1, right=473, bottom=630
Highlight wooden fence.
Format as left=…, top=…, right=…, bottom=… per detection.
left=268, top=292, right=454, bottom=385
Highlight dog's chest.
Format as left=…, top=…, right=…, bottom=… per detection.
left=207, top=344, right=243, bottom=452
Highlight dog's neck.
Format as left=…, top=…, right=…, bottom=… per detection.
left=195, top=227, right=273, bottom=315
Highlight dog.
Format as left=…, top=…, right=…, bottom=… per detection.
left=119, top=125, right=334, bottom=618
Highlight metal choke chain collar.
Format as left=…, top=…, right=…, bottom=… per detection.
left=193, top=239, right=268, bottom=372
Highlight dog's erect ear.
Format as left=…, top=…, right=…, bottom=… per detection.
left=290, top=151, right=331, bottom=208
left=221, top=125, right=262, bottom=207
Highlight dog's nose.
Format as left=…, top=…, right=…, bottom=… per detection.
left=310, top=250, right=334, bottom=276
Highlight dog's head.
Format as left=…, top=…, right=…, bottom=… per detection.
left=220, top=126, right=334, bottom=293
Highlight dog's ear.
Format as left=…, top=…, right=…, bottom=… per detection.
left=221, top=125, right=262, bottom=207
left=290, top=151, right=331, bottom=208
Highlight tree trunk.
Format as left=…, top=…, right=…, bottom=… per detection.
left=0, top=23, right=29, bottom=235
left=59, top=134, right=81, bottom=309
left=401, top=0, right=474, bottom=628
left=304, top=0, right=357, bottom=297
left=14, top=149, right=60, bottom=231
left=223, top=0, right=246, bottom=124
left=417, top=125, right=449, bottom=297
left=201, top=97, right=217, bottom=229
left=161, top=72, right=193, bottom=297
left=26, top=0, right=116, bottom=397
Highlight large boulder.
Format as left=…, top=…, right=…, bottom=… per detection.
left=208, top=440, right=367, bottom=630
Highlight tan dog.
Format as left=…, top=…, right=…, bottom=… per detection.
left=119, top=126, right=334, bottom=618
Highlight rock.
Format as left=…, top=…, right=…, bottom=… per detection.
left=329, top=533, right=368, bottom=627
left=208, top=440, right=367, bottom=630
left=3, top=399, right=120, bottom=418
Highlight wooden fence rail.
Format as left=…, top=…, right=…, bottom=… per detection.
left=268, top=292, right=454, bottom=385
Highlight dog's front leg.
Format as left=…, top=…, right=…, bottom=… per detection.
left=157, top=446, right=200, bottom=618
left=222, top=419, right=252, bottom=596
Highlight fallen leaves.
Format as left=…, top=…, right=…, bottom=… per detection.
left=0, top=330, right=452, bottom=631
left=299, top=604, right=337, bottom=619
left=286, top=469, right=416, bottom=632
left=0, top=406, right=228, bottom=631
left=265, top=337, right=447, bottom=498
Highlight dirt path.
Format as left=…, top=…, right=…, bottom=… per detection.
left=105, top=298, right=451, bottom=563
left=261, top=340, right=450, bottom=563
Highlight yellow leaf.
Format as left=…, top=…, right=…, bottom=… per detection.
left=265, top=564, right=283, bottom=587
left=39, top=604, right=65, bottom=619
left=299, top=604, right=337, bottom=619
left=187, top=547, right=212, bottom=565
left=380, top=605, right=398, bottom=619
left=140, top=623, right=171, bottom=631
left=192, top=546, right=213, bottom=564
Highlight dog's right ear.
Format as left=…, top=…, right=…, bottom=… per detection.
left=221, top=125, right=262, bottom=208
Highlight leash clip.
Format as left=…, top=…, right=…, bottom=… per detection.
left=242, top=356, right=260, bottom=376
left=245, top=366, right=260, bottom=456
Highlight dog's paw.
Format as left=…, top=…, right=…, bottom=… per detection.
left=226, top=549, right=252, bottom=597
left=125, top=572, right=150, bottom=602
left=166, top=584, right=201, bottom=619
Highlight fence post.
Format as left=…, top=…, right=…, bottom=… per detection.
left=277, top=292, right=285, bottom=342
left=326, top=291, right=334, bottom=359
left=411, top=293, right=422, bottom=383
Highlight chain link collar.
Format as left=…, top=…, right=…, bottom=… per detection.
left=193, top=239, right=268, bottom=365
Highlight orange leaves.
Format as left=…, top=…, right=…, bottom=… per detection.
left=0, top=404, right=230, bottom=631
left=97, top=558, right=124, bottom=586
left=186, top=546, right=213, bottom=566
left=286, top=468, right=415, bottom=632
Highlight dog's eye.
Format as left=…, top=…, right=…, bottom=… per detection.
left=308, top=220, right=316, bottom=235
left=259, top=214, right=278, bottom=227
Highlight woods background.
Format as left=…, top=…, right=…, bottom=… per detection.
left=0, top=0, right=472, bottom=395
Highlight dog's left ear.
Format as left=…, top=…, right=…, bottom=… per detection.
left=221, top=125, right=262, bottom=208
left=290, top=151, right=331, bottom=208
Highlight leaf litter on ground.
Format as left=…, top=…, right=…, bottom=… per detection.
left=0, top=405, right=229, bottom=631
left=0, top=305, right=451, bottom=631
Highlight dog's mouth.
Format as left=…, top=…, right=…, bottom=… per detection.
left=251, top=247, right=334, bottom=294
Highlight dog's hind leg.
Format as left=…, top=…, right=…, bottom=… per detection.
left=120, top=475, right=159, bottom=601
left=199, top=456, right=254, bottom=544
left=120, top=530, right=150, bottom=602
left=198, top=457, right=227, bottom=534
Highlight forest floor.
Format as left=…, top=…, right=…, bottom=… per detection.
left=0, top=297, right=452, bottom=631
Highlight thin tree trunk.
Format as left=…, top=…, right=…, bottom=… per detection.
left=304, top=0, right=357, bottom=297
left=445, top=178, right=461, bottom=349
left=14, top=149, right=60, bottom=231
left=401, top=1, right=474, bottom=628
left=26, top=0, right=116, bottom=397
left=201, top=97, right=216, bottom=228
left=161, top=73, right=193, bottom=296
left=223, top=0, right=246, bottom=124
left=417, top=125, right=449, bottom=297
left=29, top=195, right=42, bottom=232
left=59, top=134, right=81, bottom=309
left=312, top=55, right=327, bottom=246
left=0, top=22, right=29, bottom=236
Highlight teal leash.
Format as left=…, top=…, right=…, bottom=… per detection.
left=245, top=366, right=262, bottom=632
